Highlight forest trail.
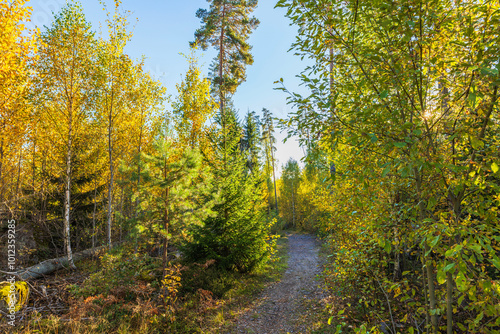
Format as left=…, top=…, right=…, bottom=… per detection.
left=227, top=233, right=325, bottom=334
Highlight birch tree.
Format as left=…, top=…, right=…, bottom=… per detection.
left=96, top=0, right=133, bottom=249
left=33, top=2, right=97, bottom=268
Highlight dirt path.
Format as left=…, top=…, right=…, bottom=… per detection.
left=227, top=233, right=325, bottom=334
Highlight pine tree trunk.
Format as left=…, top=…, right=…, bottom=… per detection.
left=291, top=179, right=295, bottom=227
left=271, top=143, right=278, bottom=216
left=219, top=4, right=226, bottom=166
left=265, top=144, right=271, bottom=215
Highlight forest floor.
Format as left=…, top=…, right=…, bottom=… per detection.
left=224, top=233, right=334, bottom=334
left=1, top=232, right=337, bottom=334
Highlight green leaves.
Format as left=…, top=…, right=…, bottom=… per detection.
left=437, top=270, right=446, bottom=284
left=480, top=67, right=498, bottom=78
left=429, top=235, right=440, bottom=249
left=438, top=262, right=456, bottom=284
left=384, top=240, right=391, bottom=254
left=445, top=244, right=462, bottom=257
left=381, top=164, right=391, bottom=177
left=491, top=163, right=499, bottom=174
left=469, top=243, right=481, bottom=254
left=274, top=0, right=286, bottom=8
left=444, top=263, right=456, bottom=273
left=470, top=136, right=484, bottom=150
left=456, top=271, right=467, bottom=292
left=491, top=257, right=500, bottom=271
left=378, top=238, right=391, bottom=253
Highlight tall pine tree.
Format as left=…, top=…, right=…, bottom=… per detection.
left=261, top=108, right=278, bottom=215
left=191, top=0, right=259, bottom=162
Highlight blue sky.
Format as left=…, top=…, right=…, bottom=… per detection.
left=27, top=0, right=309, bottom=174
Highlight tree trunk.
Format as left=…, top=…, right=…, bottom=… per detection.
left=424, top=244, right=438, bottom=333
left=162, top=160, right=170, bottom=278
left=119, top=185, right=124, bottom=242
left=161, top=156, right=170, bottom=310
left=107, top=91, right=115, bottom=250
left=393, top=231, right=400, bottom=281
left=64, top=116, right=76, bottom=270
left=0, top=137, right=4, bottom=206
left=162, top=201, right=169, bottom=279
left=265, top=143, right=271, bottom=215
left=291, top=179, right=296, bottom=227
left=92, top=179, right=97, bottom=251
left=422, top=256, right=430, bottom=333
left=219, top=4, right=227, bottom=166
left=134, top=114, right=144, bottom=253
left=414, top=167, right=437, bottom=333
left=17, top=246, right=106, bottom=280
left=15, top=147, right=22, bottom=202
left=31, top=136, right=36, bottom=191
left=447, top=271, right=453, bottom=334
left=40, top=153, right=47, bottom=229
left=271, top=142, right=279, bottom=216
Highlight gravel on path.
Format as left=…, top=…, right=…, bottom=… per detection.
left=227, top=233, right=325, bottom=334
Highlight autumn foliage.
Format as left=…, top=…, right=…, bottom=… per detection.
left=277, top=0, right=500, bottom=332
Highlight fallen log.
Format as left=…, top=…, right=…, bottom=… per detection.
left=14, top=246, right=106, bottom=280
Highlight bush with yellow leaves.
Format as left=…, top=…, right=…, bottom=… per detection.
left=0, top=281, right=29, bottom=313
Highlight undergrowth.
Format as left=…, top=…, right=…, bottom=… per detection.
left=5, top=235, right=289, bottom=334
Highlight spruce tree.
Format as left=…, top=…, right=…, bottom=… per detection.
left=184, top=105, right=272, bottom=273
left=186, top=1, right=270, bottom=273
left=241, top=111, right=261, bottom=174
